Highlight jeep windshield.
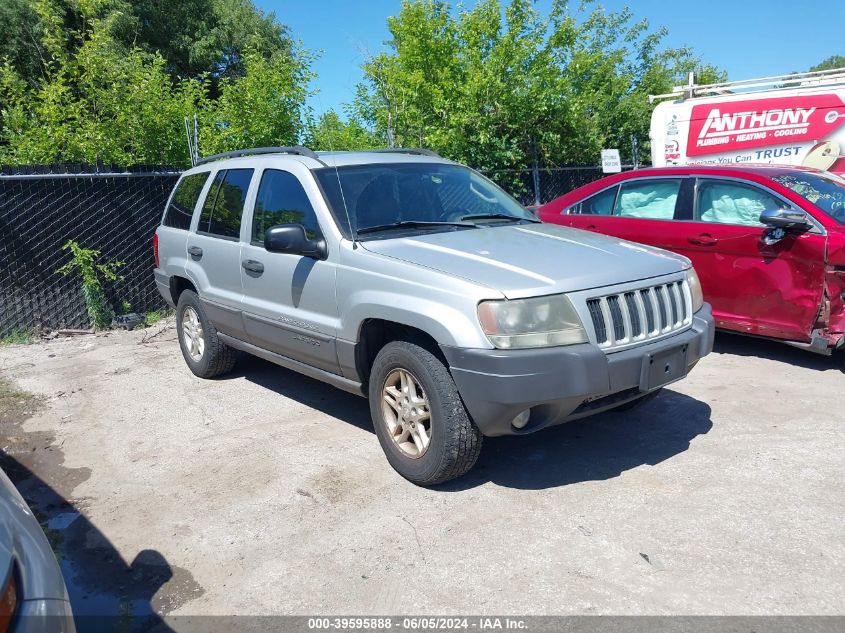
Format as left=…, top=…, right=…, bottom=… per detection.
left=771, top=171, right=845, bottom=225
left=314, top=163, right=538, bottom=238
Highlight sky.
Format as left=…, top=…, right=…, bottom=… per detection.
left=256, top=0, right=845, bottom=118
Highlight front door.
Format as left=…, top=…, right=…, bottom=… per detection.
left=671, top=178, right=827, bottom=341
left=239, top=168, right=340, bottom=374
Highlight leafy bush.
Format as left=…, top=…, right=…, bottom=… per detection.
left=0, top=1, right=313, bottom=167
left=56, top=241, right=123, bottom=331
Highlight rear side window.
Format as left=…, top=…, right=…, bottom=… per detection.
left=198, top=168, right=254, bottom=239
left=163, top=172, right=209, bottom=229
left=578, top=186, right=618, bottom=215
left=252, top=170, right=322, bottom=243
left=614, top=179, right=681, bottom=220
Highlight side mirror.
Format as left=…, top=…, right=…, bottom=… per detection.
left=759, top=208, right=812, bottom=232
left=264, top=224, right=327, bottom=259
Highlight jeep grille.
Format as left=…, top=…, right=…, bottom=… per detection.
left=586, top=280, right=691, bottom=350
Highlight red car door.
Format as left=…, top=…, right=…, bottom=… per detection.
left=669, top=178, right=826, bottom=342
left=560, top=177, right=689, bottom=252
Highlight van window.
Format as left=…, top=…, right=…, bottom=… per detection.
left=163, top=172, right=209, bottom=230
left=252, top=170, right=322, bottom=243
left=198, top=169, right=254, bottom=239
left=614, top=179, right=681, bottom=220
left=578, top=186, right=618, bottom=215
left=696, top=180, right=781, bottom=227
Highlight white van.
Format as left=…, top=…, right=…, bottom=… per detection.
left=650, top=68, right=845, bottom=175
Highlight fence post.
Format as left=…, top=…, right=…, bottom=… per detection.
left=531, top=142, right=541, bottom=206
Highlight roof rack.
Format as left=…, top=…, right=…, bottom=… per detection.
left=366, top=148, right=442, bottom=158
left=649, top=67, right=845, bottom=103
left=195, top=146, right=325, bottom=166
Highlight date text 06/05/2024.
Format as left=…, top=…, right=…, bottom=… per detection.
left=307, top=617, right=528, bottom=630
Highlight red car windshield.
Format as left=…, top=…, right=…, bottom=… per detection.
left=771, top=172, right=845, bottom=225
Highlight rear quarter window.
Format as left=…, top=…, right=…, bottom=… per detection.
left=578, top=186, right=618, bottom=215
left=163, top=172, right=209, bottom=230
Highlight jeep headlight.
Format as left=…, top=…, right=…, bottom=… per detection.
left=686, top=267, right=704, bottom=312
left=477, top=294, right=588, bottom=349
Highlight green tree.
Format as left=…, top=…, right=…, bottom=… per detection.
left=305, top=110, right=380, bottom=151
left=3, top=0, right=294, bottom=83
left=0, top=27, right=207, bottom=165
left=0, top=1, right=314, bottom=166
left=355, top=0, right=724, bottom=169
left=809, top=55, right=845, bottom=72
left=133, top=0, right=294, bottom=82
left=0, top=0, right=47, bottom=86
left=199, top=47, right=315, bottom=155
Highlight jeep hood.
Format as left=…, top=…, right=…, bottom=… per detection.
left=362, top=223, right=689, bottom=299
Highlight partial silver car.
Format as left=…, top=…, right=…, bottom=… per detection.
left=0, top=468, right=74, bottom=632
left=153, top=147, right=715, bottom=485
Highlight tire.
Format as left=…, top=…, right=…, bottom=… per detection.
left=175, top=290, right=237, bottom=379
left=369, top=340, right=483, bottom=486
left=611, top=388, right=661, bottom=412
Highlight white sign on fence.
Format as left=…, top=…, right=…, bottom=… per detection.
left=601, top=149, right=622, bottom=173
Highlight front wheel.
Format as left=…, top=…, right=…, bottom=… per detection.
left=369, top=341, right=482, bottom=486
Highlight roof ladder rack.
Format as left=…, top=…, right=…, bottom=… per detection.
left=649, top=67, right=845, bottom=103
left=195, top=146, right=325, bottom=166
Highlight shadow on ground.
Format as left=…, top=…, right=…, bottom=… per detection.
left=228, top=356, right=712, bottom=491
left=230, top=354, right=374, bottom=433
left=713, top=332, right=844, bottom=372
left=0, top=376, right=200, bottom=633
left=444, top=389, right=712, bottom=491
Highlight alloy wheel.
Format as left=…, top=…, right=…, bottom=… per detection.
left=381, top=368, right=432, bottom=458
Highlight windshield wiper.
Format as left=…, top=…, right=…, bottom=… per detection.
left=357, top=220, right=476, bottom=235
left=459, top=213, right=540, bottom=223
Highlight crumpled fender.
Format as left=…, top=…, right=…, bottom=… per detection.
left=823, top=232, right=845, bottom=339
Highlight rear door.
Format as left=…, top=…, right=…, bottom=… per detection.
left=561, top=177, right=690, bottom=252
left=157, top=171, right=211, bottom=277
left=185, top=168, right=254, bottom=338
left=239, top=168, right=339, bottom=373
left=671, top=178, right=827, bottom=341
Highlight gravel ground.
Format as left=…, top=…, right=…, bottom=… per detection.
left=0, top=321, right=842, bottom=620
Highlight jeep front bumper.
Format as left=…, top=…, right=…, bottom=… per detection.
left=441, top=304, right=715, bottom=436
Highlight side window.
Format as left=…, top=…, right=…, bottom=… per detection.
left=163, top=172, right=209, bottom=229
left=614, top=179, right=682, bottom=220
left=696, top=180, right=784, bottom=227
left=199, top=171, right=225, bottom=232
left=579, top=186, right=618, bottom=215
left=198, top=168, right=254, bottom=239
left=252, top=170, right=322, bottom=243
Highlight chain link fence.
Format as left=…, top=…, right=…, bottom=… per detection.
left=481, top=165, right=634, bottom=206
left=0, top=165, right=180, bottom=337
left=0, top=162, right=618, bottom=337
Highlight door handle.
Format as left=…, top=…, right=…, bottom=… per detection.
left=688, top=234, right=718, bottom=246
left=241, top=259, right=264, bottom=274
left=187, top=246, right=203, bottom=258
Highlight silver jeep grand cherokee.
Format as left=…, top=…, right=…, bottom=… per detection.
left=154, top=147, right=714, bottom=485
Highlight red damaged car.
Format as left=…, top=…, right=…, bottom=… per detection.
left=538, top=165, right=845, bottom=354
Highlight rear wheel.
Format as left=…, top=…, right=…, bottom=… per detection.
left=176, top=290, right=237, bottom=378
left=369, top=341, right=482, bottom=486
